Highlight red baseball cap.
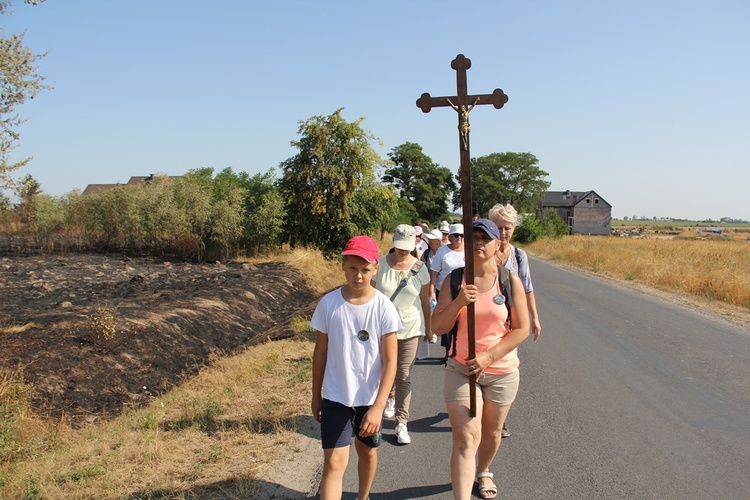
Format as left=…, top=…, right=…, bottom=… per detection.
left=341, top=235, right=379, bottom=263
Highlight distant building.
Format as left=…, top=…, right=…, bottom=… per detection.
left=82, top=174, right=179, bottom=195
left=541, top=190, right=612, bottom=235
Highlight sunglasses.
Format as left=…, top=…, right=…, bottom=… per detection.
left=450, top=234, right=464, bottom=238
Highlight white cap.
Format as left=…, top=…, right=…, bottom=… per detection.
left=439, top=220, right=450, bottom=233
left=449, top=223, right=464, bottom=235
left=393, top=224, right=417, bottom=251
left=422, top=229, right=442, bottom=240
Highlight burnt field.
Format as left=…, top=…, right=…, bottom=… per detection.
left=0, top=252, right=317, bottom=427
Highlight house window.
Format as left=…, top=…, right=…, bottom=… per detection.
left=595, top=199, right=599, bottom=204
left=586, top=199, right=590, bottom=203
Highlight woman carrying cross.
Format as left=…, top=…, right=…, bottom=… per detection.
left=431, top=218, right=529, bottom=500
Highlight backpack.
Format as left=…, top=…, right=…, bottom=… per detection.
left=421, top=246, right=433, bottom=265
left=447, top=265, right=512, bottom=360
left=514, top=246, right=523, bottom=270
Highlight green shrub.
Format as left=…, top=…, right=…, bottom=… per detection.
left=540, top=208, right=569, bottom=238
left=514, top=214, right=542, bottom=244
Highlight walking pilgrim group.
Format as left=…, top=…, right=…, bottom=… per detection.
left=311, top=204, right=542, bottom=500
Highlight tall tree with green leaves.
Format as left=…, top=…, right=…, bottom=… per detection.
left=214, top=167, right=286, bottom=255
left=452, top=152, right=550, bottom=216
left=0, top=0, right=50, bottom=191
left=384, top=142, right=457, bottom=224
left=278, top=108, right=384, bottom=254
left=349, top=181, right=400, bottom=239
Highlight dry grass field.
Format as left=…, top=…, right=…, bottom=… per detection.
left=527, top=234, right=750, bottom=312
left=2, top=235, right=748, bottom=498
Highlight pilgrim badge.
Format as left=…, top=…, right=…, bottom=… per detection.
left=399, top=279, right=407, bottom=288
left=493, top=294, right=505, bottom=306
left=357, top=330, right=370, bottom=342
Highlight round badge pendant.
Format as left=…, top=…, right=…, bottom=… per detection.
left=357, top=330, right=370, bottom=341
left=493, top=294, right=505, bottom=306
left=399, top=279, right=407, bottom=288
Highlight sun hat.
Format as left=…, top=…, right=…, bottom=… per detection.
left=422, top=229, right=442, bottom=241
left=473, top=218, right=500, bottom=240
left=439, top=220, right=450, bottom=233
left=413, top=225, right=423, bottom=237
left=393, top=224, right=417, bottom=251
left=448, top=223, right=464, bottom=235
left=419, top=224, right=430, bottom=235
left=341, top=235, right=380, bottom=262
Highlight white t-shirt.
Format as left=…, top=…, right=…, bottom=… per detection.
left=372, top=256, right=431, bottom=340
left=310, top=288, right=401, bottom=407
left=430, top=245, right=465, bottom=291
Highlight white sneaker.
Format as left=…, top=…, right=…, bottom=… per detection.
left=395, top=422, right=411, bottom=444
left=383, top=397, right=395, bottom=418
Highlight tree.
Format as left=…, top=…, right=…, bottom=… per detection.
left=215, top=167, right=286, bottom=255
left=0, top=190, right=9, bottom=211
left=15, top=172, right=40, bottom=222
left=384, top=142, right=457, bottom=224
left=278, top=108, right=385, bottom=254
left=349, top=182, right=399, bottom=239
left=175, top=167, right=247, bottom=260
left=452, top=152, right=550, bottom=216
left=0, top=0, right=50, bottom=191
left=540, top=208, right=569, bottom=238
left=513, top=213, right=541, bottom=244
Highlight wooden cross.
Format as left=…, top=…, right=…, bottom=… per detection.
left=416, top=54, right=508, bottom=418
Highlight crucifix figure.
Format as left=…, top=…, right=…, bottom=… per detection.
left=417, top=54, right=508, bottom=417
left=447, top=97, right=479, bottom=150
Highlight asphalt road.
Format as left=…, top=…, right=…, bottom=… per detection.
left=335, top=258, right=750, bottom=499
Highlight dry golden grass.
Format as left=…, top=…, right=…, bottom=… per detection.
left=527, top=235, right=750, bottom=309
left=280, top=246, right=345, bottom=295
left=0, top=322, right=37, bottom=335
left=0, top=337, right=316, bottom=498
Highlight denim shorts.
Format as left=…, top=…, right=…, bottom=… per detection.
left=320, top=399, right=382, bottom=449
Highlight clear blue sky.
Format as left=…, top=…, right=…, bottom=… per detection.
left=5, top=0, right=749, bottom=221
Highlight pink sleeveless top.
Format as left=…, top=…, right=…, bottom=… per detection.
left=455, top=274, right=519, bottom=375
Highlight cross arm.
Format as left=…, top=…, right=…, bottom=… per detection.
left=416, top=89, right=509, bottom=113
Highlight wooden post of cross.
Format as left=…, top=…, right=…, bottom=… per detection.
left=416, top=54, right=508, bottom=418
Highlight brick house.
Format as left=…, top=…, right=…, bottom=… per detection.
left=541, top=190, right=612, bottom=235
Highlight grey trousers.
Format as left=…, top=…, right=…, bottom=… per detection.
left=390, top=335, right=420, bottom=425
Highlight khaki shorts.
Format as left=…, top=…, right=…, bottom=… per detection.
left=444, top=357, right=520, bottom=406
